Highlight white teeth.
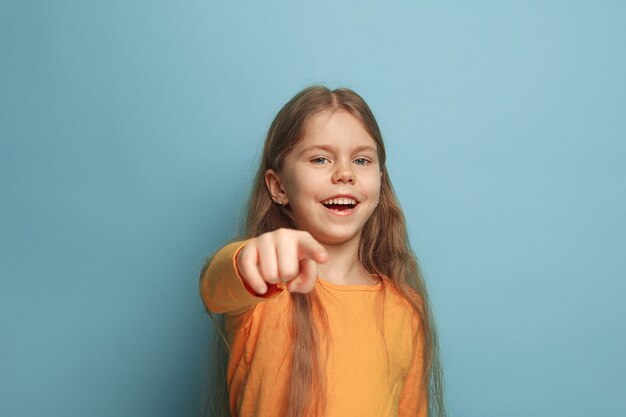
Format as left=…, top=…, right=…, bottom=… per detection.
left=321, top=197, right=357, bottom=205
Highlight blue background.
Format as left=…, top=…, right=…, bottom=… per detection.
left=1, top=1, right=624, bottom=416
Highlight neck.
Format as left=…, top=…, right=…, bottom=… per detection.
left=316, top=234, right=374, bottom=285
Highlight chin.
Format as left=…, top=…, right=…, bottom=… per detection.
left=313, top=230, right=362, bottom=246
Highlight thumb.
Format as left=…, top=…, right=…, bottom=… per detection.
left=288, top=258, right=318, bottom=294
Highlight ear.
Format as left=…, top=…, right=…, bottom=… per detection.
left=265, top=169, right=288, bottom=205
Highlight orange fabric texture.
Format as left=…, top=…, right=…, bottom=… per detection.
left=200, top=240, right=427, bottom=417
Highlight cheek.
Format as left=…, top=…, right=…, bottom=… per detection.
left=283, top=172, right=313, bottom=204
left=370, top=176, right=382, bottom=203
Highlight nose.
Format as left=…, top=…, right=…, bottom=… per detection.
left=331, top=160, right=355, bottom=184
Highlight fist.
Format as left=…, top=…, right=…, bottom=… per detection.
left=235, top=228, right=328, bottom=294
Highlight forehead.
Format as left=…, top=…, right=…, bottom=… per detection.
left=295, top=109, right=377, bottom=151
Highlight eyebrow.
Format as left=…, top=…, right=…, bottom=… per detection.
left=298, top=144, right=377, bottom=155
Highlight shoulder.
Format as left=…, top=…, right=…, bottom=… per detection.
left=380, top=275, right=423, bottom=305
left=380, top=275, right=424, bottom=324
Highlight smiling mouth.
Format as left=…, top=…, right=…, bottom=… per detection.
left=321, top=202, right=357, bottom=211
left=322, top=198, right=358, bottom=211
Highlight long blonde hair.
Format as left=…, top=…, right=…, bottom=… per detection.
left=203, top=86, right=446, bottom=417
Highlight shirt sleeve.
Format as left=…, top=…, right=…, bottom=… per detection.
left=199, top=240, right=285, bottom=316
left=398, top=318, right=428, bottom=417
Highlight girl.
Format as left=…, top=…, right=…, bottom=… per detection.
left=200, top=86, right=446, bottom=417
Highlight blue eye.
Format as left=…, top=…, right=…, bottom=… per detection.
left=354, top=158, right=370, bottom=165
left=311, top=157, right=329, bottom=164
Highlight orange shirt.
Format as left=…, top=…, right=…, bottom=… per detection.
left=200, top=241, right=427, bottom=417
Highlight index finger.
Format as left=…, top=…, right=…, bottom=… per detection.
left=297, top=233, right=328, bottom=264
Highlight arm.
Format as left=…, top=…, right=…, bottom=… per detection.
left=200, top=230, right=328, bottom=315
left=199, top=240, right=285, bottom=316
left=398, top=321, right=428, bottom=417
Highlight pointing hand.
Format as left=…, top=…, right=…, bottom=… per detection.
left=235, top=228, right=328, bottom=294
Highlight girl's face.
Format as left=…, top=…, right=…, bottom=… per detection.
left=266, top=109, right=382, bottom=246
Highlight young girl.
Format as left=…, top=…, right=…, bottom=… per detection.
left=200, top=86, right=446, bottom=417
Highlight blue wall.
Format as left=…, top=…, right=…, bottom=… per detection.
left=1, top=1, right=624, bottom=416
